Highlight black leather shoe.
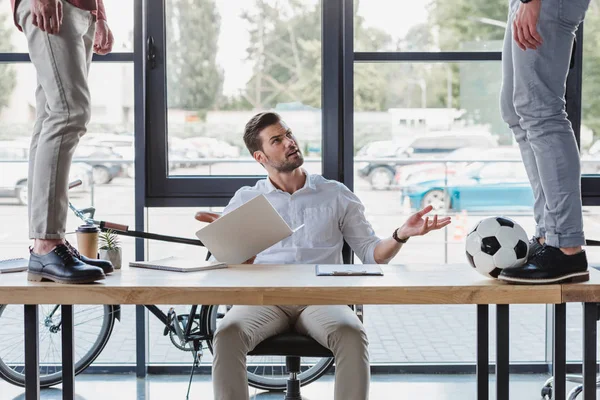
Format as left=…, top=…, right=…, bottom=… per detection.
left=527, top=237, right=544, bottom=261
left=65, top=240, right=114, bottom=274
left=499, top=245, right=589, bottom=284
left=28, top=244, right=105, bottom=284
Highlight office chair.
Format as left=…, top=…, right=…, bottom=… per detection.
left=195, top=211, right=364, bottom=399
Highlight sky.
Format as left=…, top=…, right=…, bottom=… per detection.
left=3, top=0, right=429, bottom=96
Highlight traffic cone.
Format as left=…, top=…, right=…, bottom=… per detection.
left=453, top=210, right=468, bottom=241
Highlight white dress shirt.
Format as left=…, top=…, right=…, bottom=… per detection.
left=221, top=170, right=382, bottom=264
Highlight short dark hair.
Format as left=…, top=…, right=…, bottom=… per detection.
left=243, top=112, right=281, bottom=155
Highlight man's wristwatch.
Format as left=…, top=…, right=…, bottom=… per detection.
left=392, top=229, right=409, bottom=244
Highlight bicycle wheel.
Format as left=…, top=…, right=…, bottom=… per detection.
left=202, top=305, right=334, bottom=391
left=0, top=304, right=117, bottom=388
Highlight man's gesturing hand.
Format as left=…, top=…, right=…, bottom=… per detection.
left=396, top=205, right=451, bottom=240
left=31, top=0, right=63, bottom=35
left=513, top=0, right=543, bottom=51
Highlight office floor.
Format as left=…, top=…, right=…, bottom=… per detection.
left=0, top=373, right=587, bottom=400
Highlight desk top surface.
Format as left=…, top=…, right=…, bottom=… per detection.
left=0, top=263, right=565, bottom=305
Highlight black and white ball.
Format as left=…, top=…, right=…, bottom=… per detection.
left=465, top=217, right=529, bottom=279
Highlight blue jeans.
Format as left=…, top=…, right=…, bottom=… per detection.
left=500, top=0, right=591, bottom=248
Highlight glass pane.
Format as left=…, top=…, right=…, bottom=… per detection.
left=165, top=0, right=322, bottom=176
left=354, top=61, right=548, bottom=362
left=2, top=0, right=134, bottom=53
left=0, top=63, right=135, bottom=364
left=354, top=0, right=507, bottom=52
left=147, top=207, right=220, bottom=364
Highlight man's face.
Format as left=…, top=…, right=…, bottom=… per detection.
left=255, top=121, right=304, bottom=173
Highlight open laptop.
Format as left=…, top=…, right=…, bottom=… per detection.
left=195, top=194, right=304, bottom=264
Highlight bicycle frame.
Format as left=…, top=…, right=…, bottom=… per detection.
left=68, top=180, right=214, bottom=345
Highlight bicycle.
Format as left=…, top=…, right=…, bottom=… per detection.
left=0, top=181, right=333, bottom=398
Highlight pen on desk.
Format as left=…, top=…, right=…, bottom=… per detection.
left=332, top=270, right=367, bottom=275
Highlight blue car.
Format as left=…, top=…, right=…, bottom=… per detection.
left=402, top=161, right=534, bottom=212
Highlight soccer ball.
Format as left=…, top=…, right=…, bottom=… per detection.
left=465, top=217, right=529, bottom=279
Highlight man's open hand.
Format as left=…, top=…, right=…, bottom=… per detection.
left=31, top=0, right=63, bottom=35
left=396, top=205, right=451, bottom=239
left=513, top=0, right=543, bottom=51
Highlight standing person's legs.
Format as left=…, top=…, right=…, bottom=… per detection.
left=17, top=0, right=104, bottom=283
left=295, top=305, right=370, bottom=400
left=28, top=82, right=48, bottom=227
left=500, top=0, right=548, bottom=245
left=500, top=0, right=591, bottom=284
left=212, top=305, right=297, bottom=400
left=17, top=0, right=95, bottom=244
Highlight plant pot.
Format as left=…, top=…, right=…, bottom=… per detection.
left=98, top=248, right=122, bottom=269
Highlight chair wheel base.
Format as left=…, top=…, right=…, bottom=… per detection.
left=284, top=378, right=302, bottom=400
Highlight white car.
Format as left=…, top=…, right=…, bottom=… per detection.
left=0, top=140, right=92, bottom=205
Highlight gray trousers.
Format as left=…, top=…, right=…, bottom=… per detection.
left=212, top=305, right=370, bottom=400
left=17, top=0, right=95, bottom=240
left=500, top=0, right=590, bottom=248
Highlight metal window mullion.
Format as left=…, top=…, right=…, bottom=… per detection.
left=354, top=51, right=502, bottom=62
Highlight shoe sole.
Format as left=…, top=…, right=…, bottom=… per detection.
left=27, top=272, right=105, bottom=284
left=498, top=271, right=590, bottom=285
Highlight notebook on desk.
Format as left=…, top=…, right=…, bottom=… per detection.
left=315, top=264, right=384, bottom=276
left=129, top=256, right=227, bottom=272
left=0, top=258, right=28, bottom=273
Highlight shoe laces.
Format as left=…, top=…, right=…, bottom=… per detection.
left=530, top=245, right=558, bottom=268
left=64, top=241, right=82, bottom=258
left=54, top=244, right=77, bottom=265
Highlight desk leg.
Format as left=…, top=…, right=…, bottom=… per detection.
left=477, top=305, right=489, bottom=400
left=24, top=305, right=39, bottom=400
left=553, top=303, right=566, bottom=400
left=582, top=302, right=597, bottom=400
left=496, top=305, right=509, bottom=400
left=61, top=305, right=75, bottom=400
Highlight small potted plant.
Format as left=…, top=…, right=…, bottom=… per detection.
left=98, top=229, right=122, bottom=269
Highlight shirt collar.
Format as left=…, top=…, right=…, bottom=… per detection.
left=265, top=168, right=316, bottom=193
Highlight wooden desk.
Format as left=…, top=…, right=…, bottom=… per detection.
left=0, top=264, right=569, bottom=400
left=0, top=264, right=562, bottom=305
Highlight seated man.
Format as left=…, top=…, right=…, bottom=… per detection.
left=212, top=112, right=451, bottom=400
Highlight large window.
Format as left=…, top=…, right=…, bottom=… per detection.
left=145, top=0, right=323, bottom=203
left=165, top=0, right=322, bottom=178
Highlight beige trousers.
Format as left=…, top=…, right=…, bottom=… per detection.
left=17, top=0, right=95, bottom=239
left=212, top=305, right=370, bottom=400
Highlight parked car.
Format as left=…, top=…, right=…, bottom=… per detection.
left=184, top=137, right=240, bottom=159
left=73, top=144, right=124, bottom=184
left=356, top=132, right=499, bottom=190
left=395, top=146, right=522, bottom=188
left=0, top=141, right=92, bottom=205
left=81, top=133, right=134, bottom=180
left=581, top=140, right=600, bottom=175
left=402, top=159, right=534, bottom=212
